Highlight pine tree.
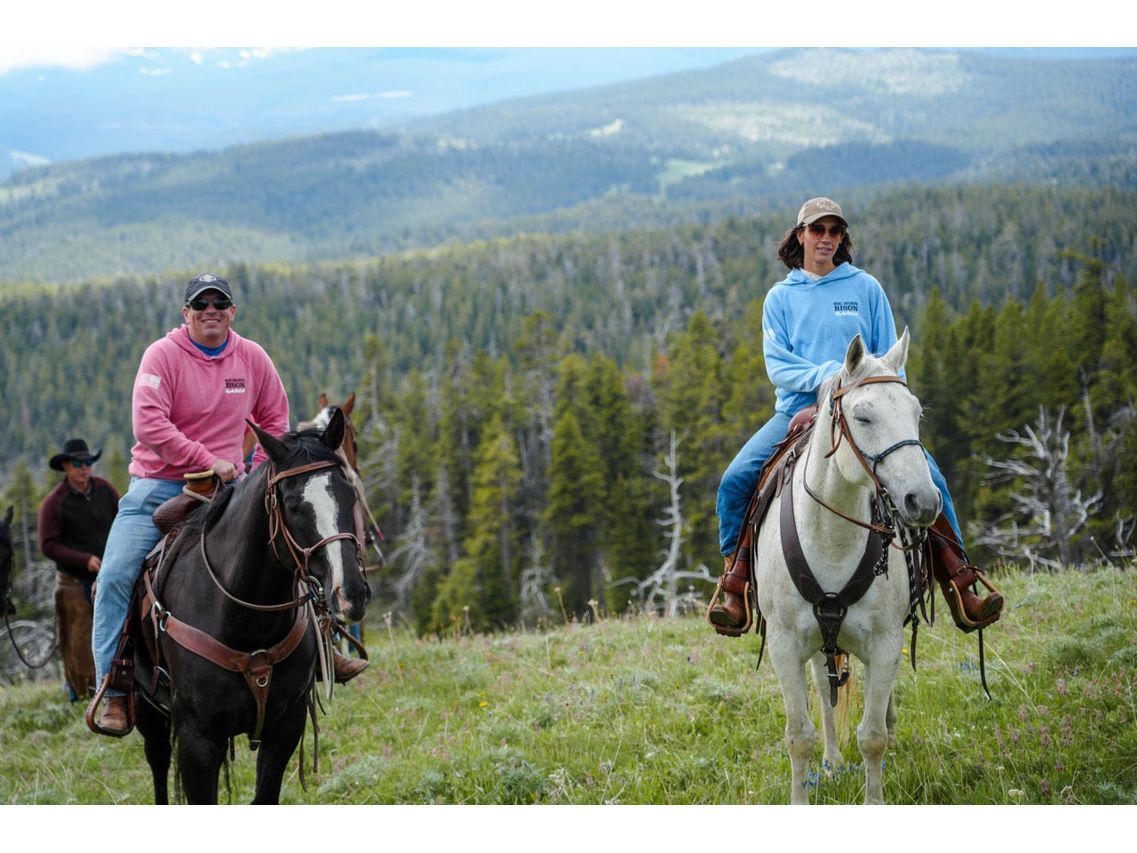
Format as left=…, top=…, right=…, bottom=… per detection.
left=432, top=413, right=522, bottom=632
left=655, top=310, right=729, bottom=565
left=585, top=353, right=658, bottom=611
left=544, top=402, right=606, bottom=618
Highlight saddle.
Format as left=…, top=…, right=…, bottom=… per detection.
left=706, top=406, right=819, bottom=635
left=85, top=473, right=222, bottom=737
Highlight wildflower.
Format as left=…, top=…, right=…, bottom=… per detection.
left=479, top=701, right=490, bottom=709
left=1056, top=678, right=1068, bottom=696
left=1008, top=789, right=1024, bottom=799
left=1060, top=715, right=1074, bottom=748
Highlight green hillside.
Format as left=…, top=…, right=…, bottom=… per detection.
left=2, top=569, right=1135, bottom=804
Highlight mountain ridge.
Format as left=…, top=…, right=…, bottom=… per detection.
left=2, top=47, right=1134, bottom=285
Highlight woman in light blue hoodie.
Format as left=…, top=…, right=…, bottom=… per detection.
left=708, top=198, right=1003, bottom=636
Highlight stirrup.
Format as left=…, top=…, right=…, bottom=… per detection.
left=944, top=568, right=1003, bottom=633
left=706, top=576, right=754, bottom=637
left=85, top=674, right=135, bottom=738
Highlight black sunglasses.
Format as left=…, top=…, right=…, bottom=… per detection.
left=807, top=222, right=847, bottom=238
left=188, top=296, right=233, bottom=311
left=68, top=458, right=96, bottom=468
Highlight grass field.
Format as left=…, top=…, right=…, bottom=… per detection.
left=1, top=567, right=1135, bottom=807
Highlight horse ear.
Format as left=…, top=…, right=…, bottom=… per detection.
left=248, top=420, right=289, bottom=464
left=883, top=328, right=911, bottom=375
left=342, top=392, right=355, bottom=417
left=321, top=407, right=346, bottom=451
left=844, top=334, right=866, bottom=375
left=318, top=392, right=329, bottom=408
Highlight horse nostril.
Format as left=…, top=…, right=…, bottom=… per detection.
left=904, top=491, right=942, bottom=524
left=905, top=492, right=930, bottom=520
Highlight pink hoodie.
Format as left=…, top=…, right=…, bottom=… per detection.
left=129, top=326, right=291, bottom=480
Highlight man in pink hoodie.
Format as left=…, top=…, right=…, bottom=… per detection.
left=90, top=273, right=363, bottom=735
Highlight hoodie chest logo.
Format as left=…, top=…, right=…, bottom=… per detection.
left=833, top=300, right=859, bottom=318
left=225, top=378, right=247, bottom=394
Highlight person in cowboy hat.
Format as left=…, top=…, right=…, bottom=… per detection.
left=708, top=197, right=1004, bottom=636
left=38, top=438, right=119, bottom=701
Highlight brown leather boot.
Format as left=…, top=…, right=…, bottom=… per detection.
left=332, top=651, right=368, bottom=683
left=97, top=695, right=130, bottom=735
left=928, top=514, right=1004, bottom=632
left=708, top=541, right=753, bottom=636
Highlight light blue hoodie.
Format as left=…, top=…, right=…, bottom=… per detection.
left=762, top=262, right=899, bottom=416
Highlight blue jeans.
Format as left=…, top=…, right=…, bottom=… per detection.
left=716, top=413, right=964, bottom=556
left=91, top=476, right=183, bottom=694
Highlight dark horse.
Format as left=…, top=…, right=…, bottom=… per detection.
left=132, top=411, right=371, bottom=804
left=1, top=506, right=14, bottom=616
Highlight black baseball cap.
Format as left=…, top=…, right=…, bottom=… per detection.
left=184, top=273, right=233, bottom=304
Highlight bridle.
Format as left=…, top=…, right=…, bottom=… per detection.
left=802, top=374, right=926, bottom=545
left=200, top=459, right=364, bottom=613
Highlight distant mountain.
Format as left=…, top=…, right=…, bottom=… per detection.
left=1, top=48, right=1135, bottom=285
left=0, top=47, right=760, bottom=170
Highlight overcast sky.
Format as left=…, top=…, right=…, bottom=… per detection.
left=4, top=0, right=1130, bottom=76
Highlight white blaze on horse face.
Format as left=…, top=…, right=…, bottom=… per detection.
left=302, top=472, right=347, bottom=605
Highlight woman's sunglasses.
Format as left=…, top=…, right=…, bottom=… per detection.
left=188, top=297, right=233, bottom=311
left=806, top=222, right=847, bottom=238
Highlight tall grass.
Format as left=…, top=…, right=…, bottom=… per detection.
left=1, top=567, right=1135, bottom=805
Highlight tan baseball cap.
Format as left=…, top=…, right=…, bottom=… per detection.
left=796, top=197, right=848, bottom=227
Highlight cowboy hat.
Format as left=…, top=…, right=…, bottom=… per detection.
left=49, top=438, right=102, bottom=471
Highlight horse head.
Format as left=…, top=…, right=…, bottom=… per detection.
left=249, top=410, right=371, bottom=623
left=821, top=329, right=941, bottom=527
left=298, top=392, right=360, bottom=474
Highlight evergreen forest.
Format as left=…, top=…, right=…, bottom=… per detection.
left=3, top=182, right=1137, bottom=634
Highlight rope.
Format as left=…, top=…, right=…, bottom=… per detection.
left=3, top=611, right=58, bottom=670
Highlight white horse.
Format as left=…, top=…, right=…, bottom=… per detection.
left=754, top=330, right=941, bottom=804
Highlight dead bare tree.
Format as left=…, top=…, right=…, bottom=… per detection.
left=518, top=531, right=553, bottom=626
left=631, top=431, right=714, bottom=615
left=971, top=406, right=1102, bottom=570
left=387, top=476, right=433, bottom=608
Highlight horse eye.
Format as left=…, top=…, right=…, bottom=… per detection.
left=854, top=414, right=872, bottom=425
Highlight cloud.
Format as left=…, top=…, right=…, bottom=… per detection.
left=332, top=91, right=414, bottom=103
left=0, top=47, right=128, bottom=75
